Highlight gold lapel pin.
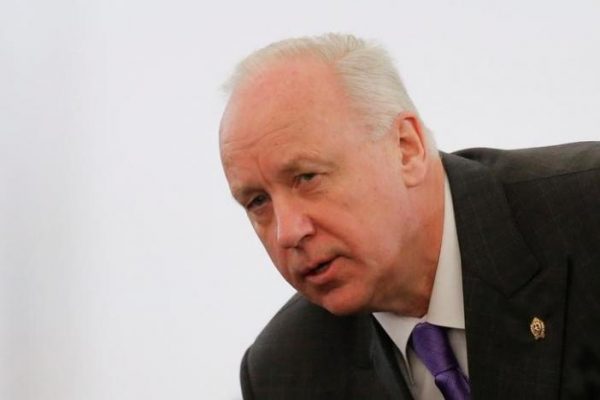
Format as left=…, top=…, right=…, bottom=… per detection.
left=530, top=317, right=545, bottom=340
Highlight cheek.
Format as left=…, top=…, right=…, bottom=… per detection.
left=271, top=252, right=297, bottom=287
left=341, top=183, right=404, bottom=232
left=353, top=195, right=410, bottom=262
left=256, top=229, right=277, bottom=261
left=256, top=230, right=295, bottom=281
left=252, top=224, right=277, bottom=261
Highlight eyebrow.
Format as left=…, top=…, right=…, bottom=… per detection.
left=278, top=155, right=333, bottom=177
left=230, top=155, right=334, bottom=203
left=231, top=185, right=262, bottom=205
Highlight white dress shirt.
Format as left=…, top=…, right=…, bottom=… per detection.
left=373, top=178, right=468, bottom=400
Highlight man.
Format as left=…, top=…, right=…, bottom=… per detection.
left=219, top=33, right=600, bottom=399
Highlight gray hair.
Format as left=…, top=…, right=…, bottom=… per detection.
left=224, top=33, right=435, bottom=150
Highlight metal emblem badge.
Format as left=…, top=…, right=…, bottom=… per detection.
left=530, top=317, right=545, bottom=340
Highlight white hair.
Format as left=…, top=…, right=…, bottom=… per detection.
left=224, top=33, right=436, bottom=151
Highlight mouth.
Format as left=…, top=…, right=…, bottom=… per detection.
left=301, top=257, right=338, bottom=285
left=308, top=260, right=333, bottom=276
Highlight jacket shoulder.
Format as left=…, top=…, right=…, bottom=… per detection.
left=453, top=141, right=600, bottom=184
left=245, top=294, right=366, bottom=368
left=450, top=142, right=600, bottom=250
left=241, top=294, right=376, bottom=398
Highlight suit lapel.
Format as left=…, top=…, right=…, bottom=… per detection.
left=443, top=153, right=569, bottom=399
left=344, top=314, right=413, bottom=399
left=370, top=317, right=413, bottom=399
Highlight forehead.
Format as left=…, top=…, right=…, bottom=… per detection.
left=219, top=57, right=355, bottom=155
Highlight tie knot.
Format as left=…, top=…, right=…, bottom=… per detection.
left=410, top=322, right=458, bottom=375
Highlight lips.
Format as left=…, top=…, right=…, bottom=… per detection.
left=301, top=257, right=338, bottom=285
left=307, top=260, right=332, bottom=276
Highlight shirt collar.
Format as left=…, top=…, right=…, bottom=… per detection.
left=373, top=176, right=465, bottom=365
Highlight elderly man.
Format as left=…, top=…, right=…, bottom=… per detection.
left=219, top=33, right=600, bottom=400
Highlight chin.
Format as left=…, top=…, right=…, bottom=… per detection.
left=315, top=287, right=370, bottom=316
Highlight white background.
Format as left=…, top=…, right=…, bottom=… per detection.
left=1, top=1, right=599, bottom=399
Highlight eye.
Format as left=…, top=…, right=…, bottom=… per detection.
left=297, top=172, right=317, bottom=183
left=246, top=193, right=269, bottom=211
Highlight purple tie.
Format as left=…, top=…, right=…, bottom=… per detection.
left=409, top=322, right=471, bottom=400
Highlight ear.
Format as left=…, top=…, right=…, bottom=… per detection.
left=393, top=112, right=428, bottom=187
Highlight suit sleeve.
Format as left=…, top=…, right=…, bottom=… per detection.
left=240, top=347, right=255, bottom=400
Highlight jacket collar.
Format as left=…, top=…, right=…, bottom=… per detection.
left=441, top=152, right=540, bottom=297
left=441, top=151, right=566, bottom=399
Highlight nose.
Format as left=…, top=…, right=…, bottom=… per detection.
left=274, top=199, right=315, bottom=249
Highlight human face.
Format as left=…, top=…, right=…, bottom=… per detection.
left=220, top=60, right=423, bottom=315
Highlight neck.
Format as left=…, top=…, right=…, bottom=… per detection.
left=390, top=157, right=446, bottom=317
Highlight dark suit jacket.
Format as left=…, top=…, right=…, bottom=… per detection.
left=240, top=142, right=600, bottom=399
